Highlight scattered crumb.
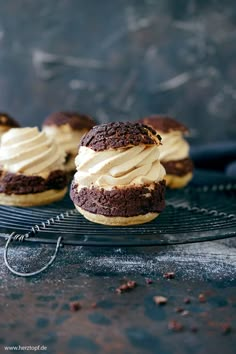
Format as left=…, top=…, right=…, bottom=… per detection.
left=168, top=320, right=184, bottom=332
left=163, top=272, right=175, bottom=279
left=91, top=302, right=97, bottom=309
left=70, top=301, right=81, bottom=312
left=198, top=294, right=206, bottom=303
left=221, top=323, right=232, bottom=335
left=181, top=310, right=190, bottom=317
left=191, top=326, right=198, bottom=333
left=175, top=307, right=184, bottom=313
left=146, top=278, right=153, bottom=284
left=116, top=280, right=137, bottom=294
left=184, top=297, right=191, bottom=304
left=127, top=280, right=136, bottom=288
left=153, top=296, right=168, bottom=305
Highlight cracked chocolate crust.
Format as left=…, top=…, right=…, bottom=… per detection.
left=0, top=170, right=67, bottom=195
left=43, top=112, right=95, bottom=130
left=80, top=122, right=162, bottom=152
left=162, top=158, right=194, bottom=176
left=70, top=180, right=166, bottom=217
left=0, top=113, right=20, bottom=128
left=139, top=116, right=189, bottom=134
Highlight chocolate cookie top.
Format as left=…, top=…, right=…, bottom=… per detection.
left=139, top=115, right=189, bottom=134
left=0, top=113, right=20, bottom=128
left=43, top=112, right=95, bottom=131
left=80, top=122, right=161, bottom=152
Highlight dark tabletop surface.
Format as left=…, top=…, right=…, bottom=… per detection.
left=0, top=230, right=235, bottom=354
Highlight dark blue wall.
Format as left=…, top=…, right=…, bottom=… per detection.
left=0, top=0, right=235, bottom=143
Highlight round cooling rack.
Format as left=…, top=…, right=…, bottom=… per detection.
left=0, top=170, right=236, bottom=276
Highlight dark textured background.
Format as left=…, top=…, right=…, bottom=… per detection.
left=0, top=0, right=235, bottom=143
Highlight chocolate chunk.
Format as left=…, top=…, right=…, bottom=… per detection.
left=198, top=294, right=206, bottom=303
left=116, top=280, right=137, bottom=294
left=175, top=307, right=184, bottom=313
left=0, top=170, right=67, bottom=195
left=0, top=113, right=20, bottom=128
left=139, top=115, right=189, bottom=134
left=191, top=326, right=198, bottom=333
left=70, top=301, right=81, bottom=312
left=80, top=122, right=161, bottom=152
left=70, top=180, right=166, bottom=217
left=184, top=297, right=191, bottom=304
left=163, top=272, right=175, bottom=279
left=168, top=320, right=184, bottom=332
left=153, top=296, right=168, bottom=305
left=43, top=112, right=95, bottom=131
left=162, top=158, right=194, bottom=176
left=146, top=278, right=153, bottom=284
left=221, top=323, right=232, bottom=335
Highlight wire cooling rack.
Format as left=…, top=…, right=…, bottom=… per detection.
left=0, top=170, right=235, bottom=276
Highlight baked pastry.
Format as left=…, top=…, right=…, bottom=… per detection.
left=70, top=122, right=166, bottom=226
left=0, top=127, right=67, bottom=206
left=42, top=112, right=95, bottom=175
left=0, top=113, right=20, bottom=142
left=139, top=115, right=193, bottom=188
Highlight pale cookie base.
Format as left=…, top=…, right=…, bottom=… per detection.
left=0, top=188, right=67, bottom=207
left=64, top=155, right=76, bottom=173
left=165, top=172, right=193, bottom=189
left=75, top=205, right=159, bottom=226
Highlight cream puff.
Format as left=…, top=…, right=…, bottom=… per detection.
left=42, top=112, right=96, bottom=176
left=0, top=127, right=67, bottom=206
left=139, top=116, right=193, bottom=188
left=70, top=122, right=166, bottom=226
left=0, top=113, right=20, bottom=142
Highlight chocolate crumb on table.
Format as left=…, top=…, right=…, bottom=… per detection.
left=168, top=320, right=184, bottom=332
left=221, top=323, right=232, bottom=335
left=116, top=280, right=137, bottom=294
left=184, top=297, right=191, bottom=304
left=163, top=272, right=175, bottom=279
left=70, top=301, right=81, bottom=312
left=153, top=296, right=168, bottom=305
left=175, top=307, right=184, bottom=313
left=198, top=293, right=207, bottom=303
left=191, top=326, right=198, bottom=333
left=146, top=278, right=153, bottom=284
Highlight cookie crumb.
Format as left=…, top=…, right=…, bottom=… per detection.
left=116, top=280, right=137, bottom=294
left=191, top=326, right=198, bottom=333
left=153, top=296, right=168, bottom=305
left=221, top=323, right=232, bottom=335
left=184, top=297, right=191, bottom=304
left=181, top=310, right=190, bottom=317
left=70, top=301, right=81, bottom=312
left=175, top=307, right=184, bottom=313
left=198, top=294, right=206, bottom=303
left=146, top=278, right=153, bottom=284
left=163, top=272, right=175, bottom=279
left=168, top=320, right=183, bottom=332
left=91, top=302, right=97, bottom=309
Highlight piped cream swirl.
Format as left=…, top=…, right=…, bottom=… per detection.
left=74, top=145, right=166, bottom=188
left=159, top=131, right=189, bottom=161
left=43, top=124, right=88, bottom=156
left=0, top=127, right=65, bottom=177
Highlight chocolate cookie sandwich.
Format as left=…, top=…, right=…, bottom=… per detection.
left=70, top=122, right=166, bottom=226
left=0, top=127, right=67, bottom=206
left=0, top=113, right=20, bottom=142
left=139, top=115, right=193, bottom=188
left=42, top=112, right=95, bottom=175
